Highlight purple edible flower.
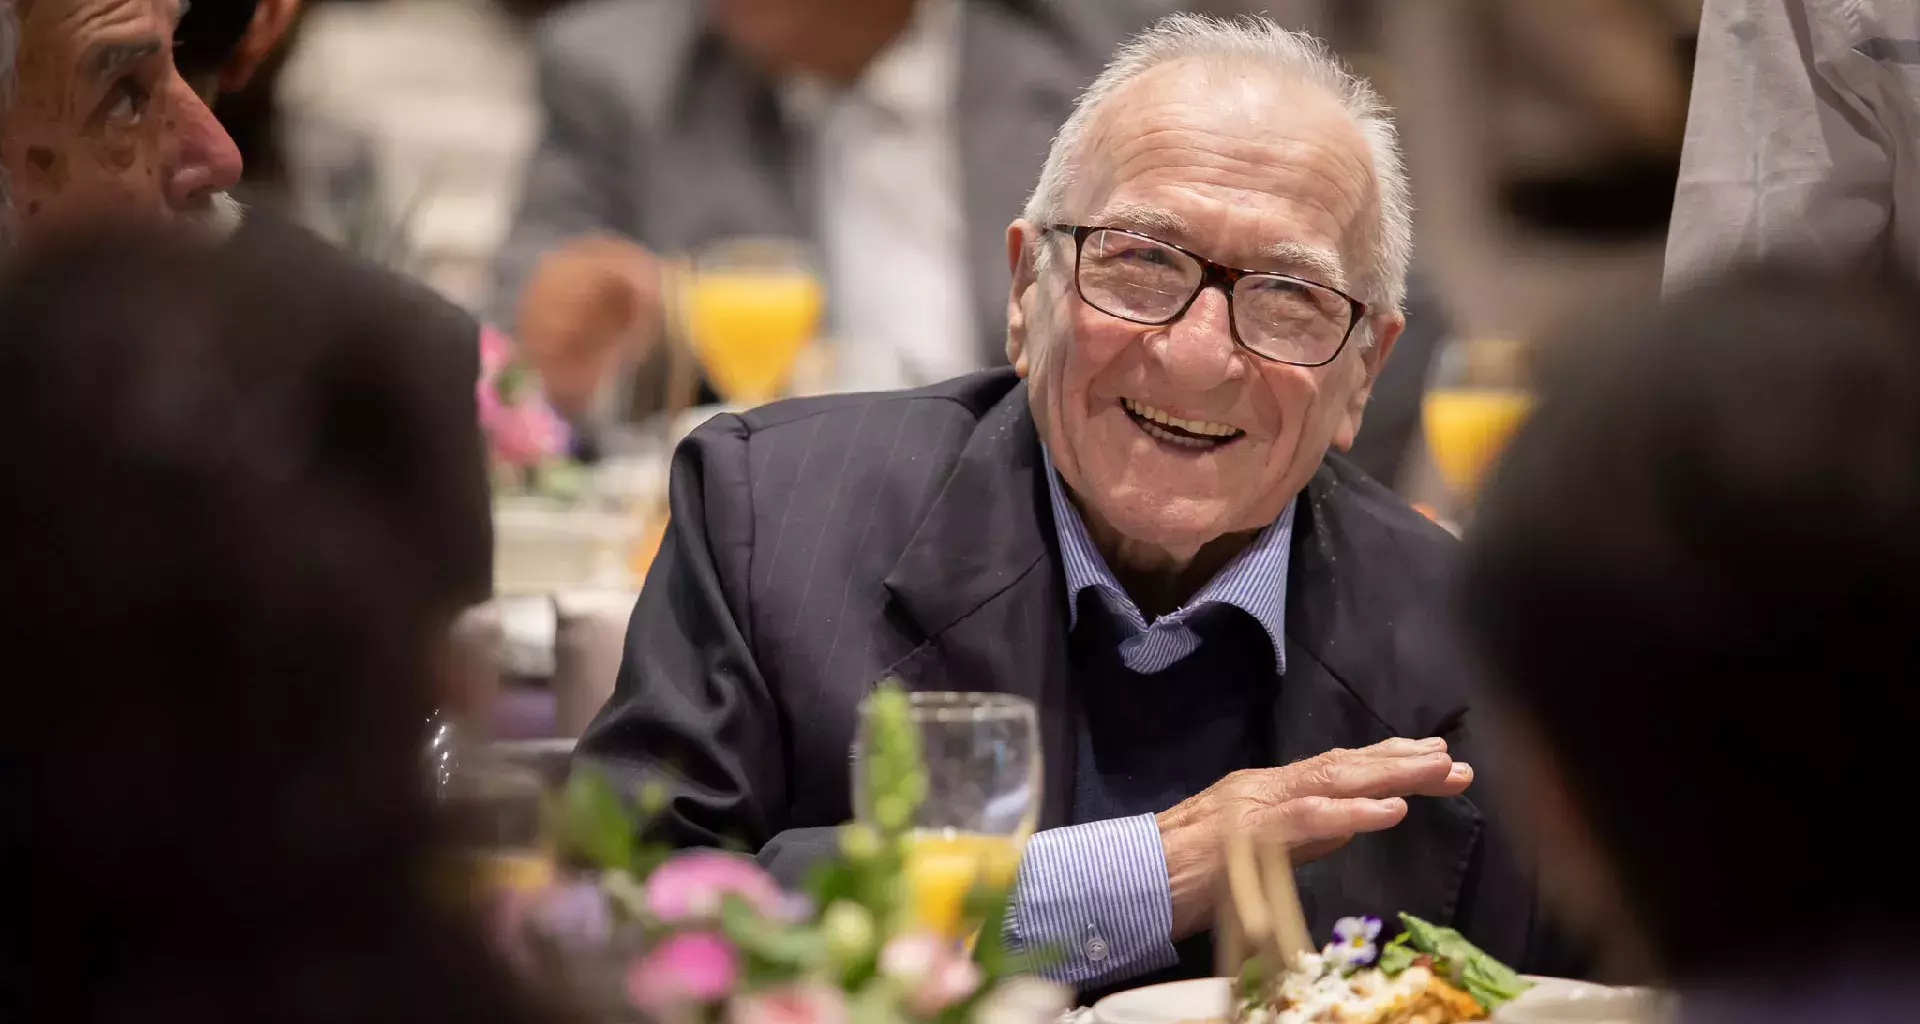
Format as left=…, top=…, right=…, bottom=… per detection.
left=1328, top=915, right=1383, bottom=972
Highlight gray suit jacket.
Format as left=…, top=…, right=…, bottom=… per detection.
left=493, top=0, right=1170, bottom=364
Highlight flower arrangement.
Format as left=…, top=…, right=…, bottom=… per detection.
left=499, top=684, right=1065, bottom=1024
left=478, top=322, right=577, bottom=493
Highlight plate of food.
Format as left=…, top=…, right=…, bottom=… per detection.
left=1090, top=914, right=1667, bottom=1024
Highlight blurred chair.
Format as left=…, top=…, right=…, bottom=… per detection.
left=449, top=602, right=506, bottom=739
left=552, top=590, right=640, bottom=737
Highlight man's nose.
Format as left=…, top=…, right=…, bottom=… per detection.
left=166, top=86, right=244, bottom=208
left=1152, top=285, right=1239, bottom=390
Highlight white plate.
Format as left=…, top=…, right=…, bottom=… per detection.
left=1090, top=976, right=1666, bottom=1024
left=1091, top=978, right=1231, bottom=1024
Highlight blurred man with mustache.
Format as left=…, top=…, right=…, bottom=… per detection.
left=0, top=0, right=244, bottom=247
left=1, top=0, right=495, bottom=632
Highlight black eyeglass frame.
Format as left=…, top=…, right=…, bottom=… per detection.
left=1046, top=223, right=1370, bottom=368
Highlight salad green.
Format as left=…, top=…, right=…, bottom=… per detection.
left=1375, top=913, right=1534, bottom=1011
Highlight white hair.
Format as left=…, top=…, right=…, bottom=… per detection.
left=1024, top=13, right=1413, bottom=315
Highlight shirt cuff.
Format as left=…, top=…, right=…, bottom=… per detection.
left=1003, top=814, right=1180, bottom=987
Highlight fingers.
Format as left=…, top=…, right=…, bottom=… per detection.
left=1417, top=759, right=1474, bottom=798
left=1251, top=795, right=1410, bottom=862
left=1288, top=748, right=1464, bottom=802
left=1362, top=736, right=1448, bottom=757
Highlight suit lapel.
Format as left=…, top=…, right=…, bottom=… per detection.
left=955, top=2, right=1087, bottom=367
left=878, top=381, right=1076, bottom=829
left=1276, top=465, right=1483, bottom=936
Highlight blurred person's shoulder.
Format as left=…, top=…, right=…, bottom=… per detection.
left=532, top=0, right=701, bottom=112
left=230, top=207, right=478, bottom=365
left=229, top=209, right=480, bottom=341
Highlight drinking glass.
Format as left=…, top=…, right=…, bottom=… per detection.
left=854, top=691, right=1041, bottom=939
left=427, top=717, right=556, bottom=902
left=679, top=238, right=824, bottom=405
left=1421, top=336, right=1535, bottom=520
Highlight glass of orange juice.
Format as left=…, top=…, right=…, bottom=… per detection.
left=855, top=692, right=1040, bottom=940
left=1422, top=337, right=1535, bottom=518
left=679, top=238, right=824, bottom=406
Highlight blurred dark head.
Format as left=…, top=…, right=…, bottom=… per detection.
left=708, top=0, right=918, bottom=82
left=174, top=0, right=259, bottom=92
left=174, top=0, right=302, bottom=102
left=0, top=226, right=535, bottom=1024
left=1459, top=266, right=1920, bottom=983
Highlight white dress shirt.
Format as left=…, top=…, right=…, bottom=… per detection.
left=784, top=0, right=982, bottom=393
left=1667, top=0, right=1920, bottom=289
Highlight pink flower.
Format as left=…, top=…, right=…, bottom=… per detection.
left=643, top=850, right=792, bottom=924
left=625, top=931, right=739, bottom=1013
left=479, top=322, right=515, bottom=377
left=879, top=932, right=983, bottom=1015
left=474, top=324, right=569, bottom=466
left=728, top=981, right=850, bottom=1024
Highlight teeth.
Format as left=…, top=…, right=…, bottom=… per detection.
left=1123, top=398, right=1243, bottom=439
left=1135, top=417, right=1217, bottom=449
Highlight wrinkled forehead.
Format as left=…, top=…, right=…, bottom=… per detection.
left=1068, top=60, right=1379, bottom=276
left=18, top=0, right=180, bottom=64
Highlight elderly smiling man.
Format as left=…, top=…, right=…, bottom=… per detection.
left=580, top=14, right=1580, bottom=993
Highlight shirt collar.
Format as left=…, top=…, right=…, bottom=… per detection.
left=1041, top=446, right=1295, bottom=671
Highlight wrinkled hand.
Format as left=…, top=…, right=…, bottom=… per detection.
left=515, top=235, right=663, bottom=417
left=1156, top=737, right=1472, bottom=938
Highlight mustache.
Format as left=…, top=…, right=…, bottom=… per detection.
left=193, top=192, right=248, bottom=241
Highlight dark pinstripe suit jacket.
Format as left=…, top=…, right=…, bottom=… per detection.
left=577, top=368, right=1585, bottom=978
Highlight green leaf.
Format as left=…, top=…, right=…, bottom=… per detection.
left=1376, top=935, right=1416, bottom=976
left=494, top=361, right=530, bottom=404
left=1236, top=955, right=1270, bottom=1003
left=1393, top=914, right=1533, bottom=1010
left=966, top=883, right=1017, bottom=977
left=859, top=681, right=926, bottom=845
left=718, top=894, right=826, bottom=972
left=560, top=769, right=636, bottom=872
left=848, top=978, right=906, bottom=1024
left=1459, top=955, right=1533, bottom=1008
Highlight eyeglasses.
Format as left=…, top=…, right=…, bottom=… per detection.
left=1045, top=225, right=1368, bottom=367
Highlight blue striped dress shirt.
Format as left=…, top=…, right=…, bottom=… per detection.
left=1006, top=449, right=1296, bottom=989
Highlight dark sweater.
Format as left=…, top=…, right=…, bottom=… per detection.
left=1070, top=597, right=1280, bottom=998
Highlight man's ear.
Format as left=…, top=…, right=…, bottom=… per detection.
left=1332, top=312, right=1403, bottom=451
left=221, top=0, right=303, bottom=93
left=1004, top=219, right=1041, bottom=377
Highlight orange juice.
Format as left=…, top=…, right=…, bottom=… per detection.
left=684, top=271, right=823, bottom=403
left=629, top=515, right=667, bottom=581
left=437, top=849, right=556, bottom=908
left=1422, top=389, right=1534, bottom=497
left=904, top=831, right=1024, bottom=938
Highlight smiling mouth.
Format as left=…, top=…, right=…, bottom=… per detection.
left=1121, top=398, right=1246, bottom=451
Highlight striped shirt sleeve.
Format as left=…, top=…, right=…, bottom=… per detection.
left=1003, top=814, right=1180, bottom=987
